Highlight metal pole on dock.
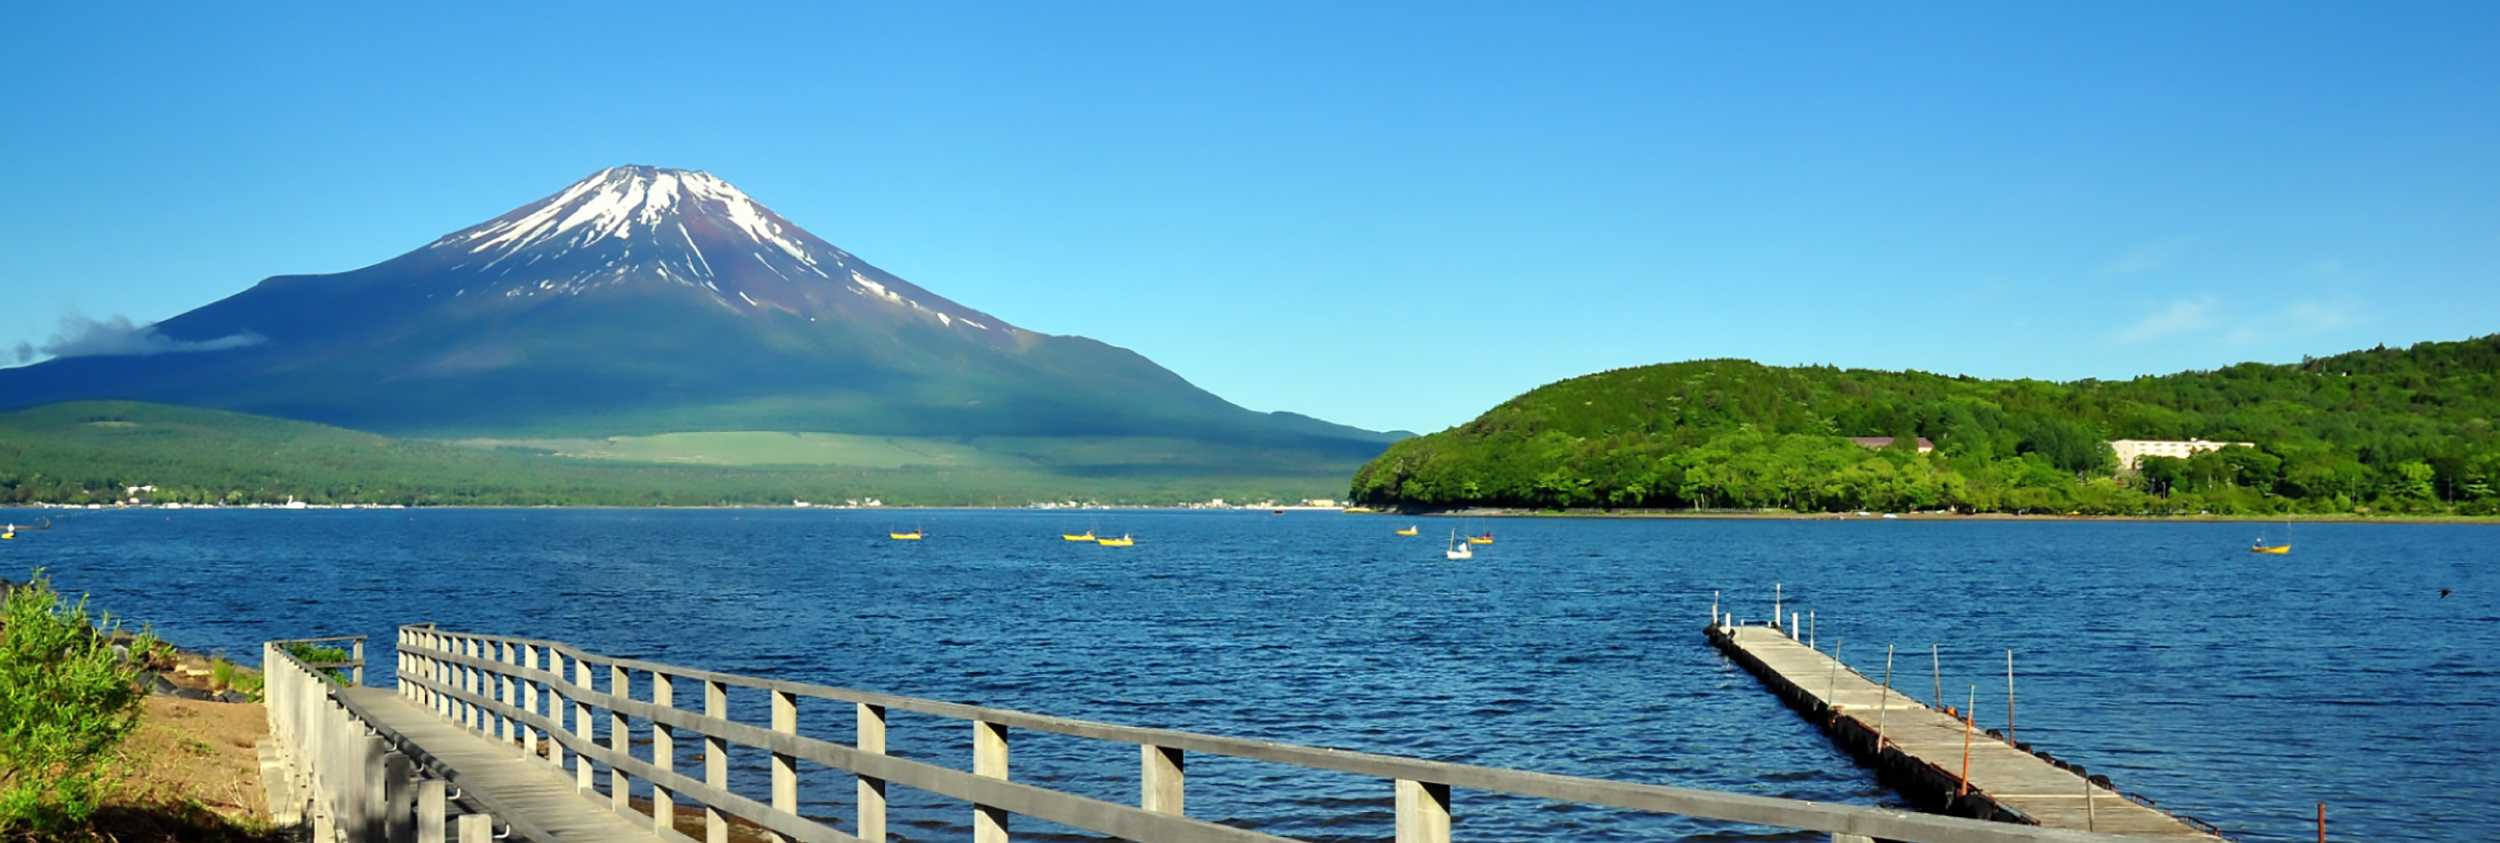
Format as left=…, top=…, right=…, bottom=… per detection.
left=2006, top=650, right=2016, bottom=745
left=2085, top=776, right=2095, bottom=831
left=1931, top=644, right=1942, bottom=709
left=1808, top=611, right=1816, bottom=650
left=1875, top=645, right=1895, bottom=750
left=1712, top=591, right=1720, bottom=629
left=1957, top=685, right=1976, bottom=798
left=1774, top=584, right=1782, bottom=633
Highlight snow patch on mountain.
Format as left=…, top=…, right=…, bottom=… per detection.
left=408, top=165, right=1022, bottom=337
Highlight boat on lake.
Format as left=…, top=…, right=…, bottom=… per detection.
left=890, top=528, right=924, bottom=541
left=1062, top=530, right=1097, bottom=541
left=1395, top=526, right=1419, bottom=536
left=1096, top=533, right=1136, bottom=547
left=1446, top=529, right=1473, bottom=560
left=2250, top=518, right=2292, bottom=554
left=1466, top=532, right=1495, bottom=545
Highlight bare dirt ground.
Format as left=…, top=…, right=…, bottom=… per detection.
left=83, top=696, right=288, bottom=842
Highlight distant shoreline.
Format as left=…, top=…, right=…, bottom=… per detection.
left=1353, top=507, right=2500, bottom=525
left=9, top=503, right=2497, bottom=524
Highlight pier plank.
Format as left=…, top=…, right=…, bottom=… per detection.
left=1711, top=626, right=2221, bottom=841
left=341, top=687, right=671, bottom=842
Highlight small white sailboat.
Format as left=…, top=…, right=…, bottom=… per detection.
left=1445, top=529, right=1473, bottom=560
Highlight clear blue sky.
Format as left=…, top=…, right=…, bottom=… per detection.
left=4, top=2, right=2495, bottom=434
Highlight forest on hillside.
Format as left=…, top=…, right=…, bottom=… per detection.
left=1349, top=335, right=2500, bottom=515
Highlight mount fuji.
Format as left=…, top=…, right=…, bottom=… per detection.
left=0, top=166, right=1394, bottom=460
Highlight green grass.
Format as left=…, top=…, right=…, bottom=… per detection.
left=451, top=432, right=1023, bottom=468
left=0, top=401, right=1373, bottom=506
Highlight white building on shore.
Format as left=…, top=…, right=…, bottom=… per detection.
left=2109, top=438, right=2255, bottom=472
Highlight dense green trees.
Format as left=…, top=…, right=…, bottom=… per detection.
left=1351, top=335, right=2500, bottom=515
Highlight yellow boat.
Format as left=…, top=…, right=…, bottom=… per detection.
left=890, top=530, right=923, bottom=541
left=1466, top=532, right=1495, bottom=545
left=1394, top=526, right=1419, bottom=536
left=1062, top=531, right=1097, bottom=541
left=1096, top=533, right=1135, bottom=547
left=2249, top=518, right=2291, bottom=554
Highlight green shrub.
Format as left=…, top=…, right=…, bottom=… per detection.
left=283, top=643, right=354, bottom=685
left=0, top=571, right=149, bottom=834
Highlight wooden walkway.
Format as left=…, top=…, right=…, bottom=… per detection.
left=1710, top=625, right=2223, bottom=841
left=339, top=687, right=671, bottom=843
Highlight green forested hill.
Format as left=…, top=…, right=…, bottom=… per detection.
left=0, top=402, right=1356, bottom=506
left=1349, top=336, right=2500, bottom=515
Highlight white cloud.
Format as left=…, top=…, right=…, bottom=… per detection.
left=2113, top=296, right=2218, bottom=344
left=2105, top=238, right=2195, bottom=274
left=35, top=312, right=266, bottom=360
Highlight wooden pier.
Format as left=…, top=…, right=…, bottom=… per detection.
left=1708, top=622, right=2226, bottom=841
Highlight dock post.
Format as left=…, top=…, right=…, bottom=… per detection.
left=857, top=704, right=888, bottom=843
left=705, top=679, right=728, bottom=843
left=611, top=664, right=632, bottom=814
left=2085, top=775, right=2096, bottom=831
left=772, top=689, right=798, bottom=841
left=973, top=720, right=1009, bottom=843
left=1143, top=744, right=1185, bottom=815
left=1711, top=591, right=1720, bottom=629
left=652, top=672, right=675, bottom=837
left=1774, top=584, right=1782, bottom=633
left=573, top=657, right=595, bottom=793
left=1875, top=645, right=1894, bottom=751
left=1808, top=611, right=1815, bottom=650
left=1394, top=779, right=1452, bottom=843
left=2006, top=650, right=2016, bottom=745
left=417, top=779, right=445, bottom=843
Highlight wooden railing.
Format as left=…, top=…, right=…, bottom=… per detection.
left=265, top=636, right=503, bottom=842
left=394, top=625, right=2163, bottom=843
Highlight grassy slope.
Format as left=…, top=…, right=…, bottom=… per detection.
left=0, top=402, right=1363, bottom=506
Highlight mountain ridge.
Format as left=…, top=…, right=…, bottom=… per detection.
left=0, top=166, right=1399, bottom=459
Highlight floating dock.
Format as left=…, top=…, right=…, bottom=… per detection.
left=1708, top=622, right=2226, bottom=841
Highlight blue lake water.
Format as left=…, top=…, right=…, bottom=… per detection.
left=4, top=508, right=2493, bottom=842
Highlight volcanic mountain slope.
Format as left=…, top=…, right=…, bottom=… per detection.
left=0, top=166, right=1392, bottom=459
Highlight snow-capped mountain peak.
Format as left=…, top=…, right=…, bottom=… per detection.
left=410, top=165, right=1012, bottom=336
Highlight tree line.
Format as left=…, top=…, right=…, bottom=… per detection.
left=1349, top=335, right=2500, bottom=515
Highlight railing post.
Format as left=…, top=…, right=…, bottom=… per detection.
left=857, top=703, right=886, bottom=843
left=973, top=720, right=1009, bottom=843
left=1394, top=779, right=1451, bottom=843
left=361, top=735, right=390, bottom=842
left=523, top=645, right=546, bottom=767
left=575, top=656, right=596, bottom=793
left=611, top=663, right=632, bottom=812
left=353, top=636, right=366, bottom=687
left=772, top=689, right=798, bottom=841
left=385, top=749, right=415, bottom=843
left=456, top=813, right=492, bottom=843
left=1142, top=744, right=1185, bottom=815
left=465, top=639, right=483, bottom=732
left=653, top=671, right=676, bottom=837
left=418, top=779, right=446, bottom=843
left=498, top=642, right=515, bottom=742
left=705, top=678, right=729, bottom=843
